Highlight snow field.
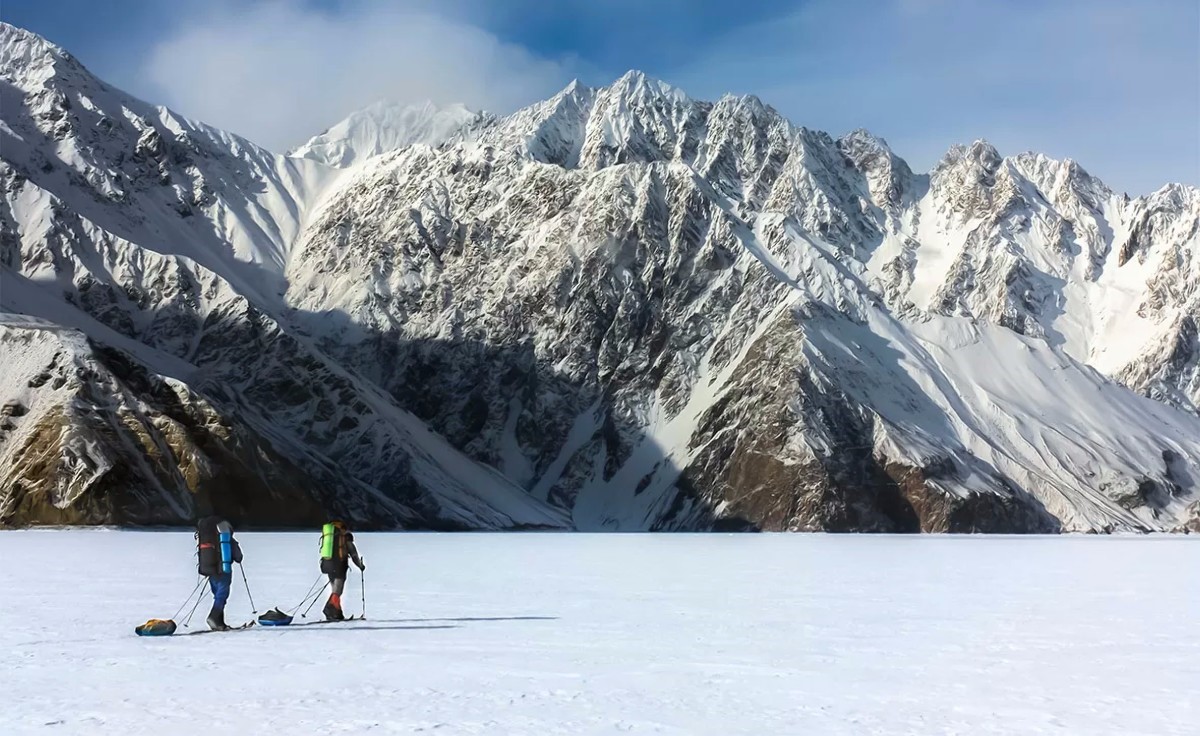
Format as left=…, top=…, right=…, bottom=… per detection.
left=3, top=531, right=1198, bottom=735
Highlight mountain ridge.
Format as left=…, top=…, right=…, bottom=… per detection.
left=2, top=23, right=1198, bottom=532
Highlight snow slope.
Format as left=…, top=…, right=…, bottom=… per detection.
left=290, top=100, right=484, bottom=167
left=3, top=531, right=1198, bottom=735
left=0, top=23, right=334, bottom=293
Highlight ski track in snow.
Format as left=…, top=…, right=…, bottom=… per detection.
left=3, top=531, right=1198, bottom=735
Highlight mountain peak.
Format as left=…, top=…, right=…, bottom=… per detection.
left=290, top=100, right=482, bottom=167
left=1149, top=181, right=1200, bottom=203
left=609, top=69, right=689, bottom=103
left=615, top=69, right=649, bottom=85
left=839, top=128, right=895, bottom=155
left=936, top=139, right=1003, bottom=176
left=559, top=78, right=589, bottom=96
left=1, top=22, right=87, bottom=88
left=1, top=22, right=62, bottom=62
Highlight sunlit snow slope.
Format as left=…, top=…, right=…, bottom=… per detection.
left=290, top=100, right=484, bottom=168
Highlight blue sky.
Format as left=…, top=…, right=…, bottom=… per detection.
left=4, top=0, right=1197, bottom=194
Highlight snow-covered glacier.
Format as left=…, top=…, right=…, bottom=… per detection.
left=2, top=24, right=1198, bottom=532
left=3, top=531, right=1198, bottom=734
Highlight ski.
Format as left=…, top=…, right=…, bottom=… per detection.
left=294, top=615, right=366, bottom=626
left=310, top=615, right=366, bottom=625
left=182, top=621, right=256, bottom=636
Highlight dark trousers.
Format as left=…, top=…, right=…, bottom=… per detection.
left=209, top=575, right=231, bottom=611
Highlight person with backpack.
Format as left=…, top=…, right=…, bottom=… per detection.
left=320, top=521, right=365, bottom=621
left=196, top=515, right=243, bottom=631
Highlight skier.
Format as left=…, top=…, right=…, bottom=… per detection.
left=319, top=521, right=365, bottom=621
left=196, top=515, right=243, bottom=631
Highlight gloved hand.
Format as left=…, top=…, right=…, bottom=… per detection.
left=359, top=559, right=366, bottom=572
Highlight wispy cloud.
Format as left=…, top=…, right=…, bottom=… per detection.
left=138, top=0, right=577, bottom=151
left=97, top=0, right=1199, bottom=193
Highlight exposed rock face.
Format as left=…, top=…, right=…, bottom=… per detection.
left=0, top=322, right=329, bottom=526
left=1, top=24, right=1198, bottom=531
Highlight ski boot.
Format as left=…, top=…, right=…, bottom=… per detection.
left=207, top=609, right=230, bottom=631
left=322, top=598, right=345, bottom=622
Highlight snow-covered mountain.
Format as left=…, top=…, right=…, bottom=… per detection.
left=289, top=100, right=485, bottom=168
left=2, top=26, right=1197, bottom=532
left=0, top=24, right=564, bottom=530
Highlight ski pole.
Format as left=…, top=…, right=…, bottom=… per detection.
left=182, top=585, right=210, bottom=628
left=237, top=563, right=258, bottom=615
left=301, top=581, right=330, bottom=618
left=170, top=577, right=205, bottom=621
left=291, top=581, right=325, bottom=616
left=288, top=574, right=326, bottom=615
left=360, top=564, right=366, bottom=619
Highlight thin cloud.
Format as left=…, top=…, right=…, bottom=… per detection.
left=118, top=0, right=1199, bottom=193
left=138, top=0, right=577, bottom=151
